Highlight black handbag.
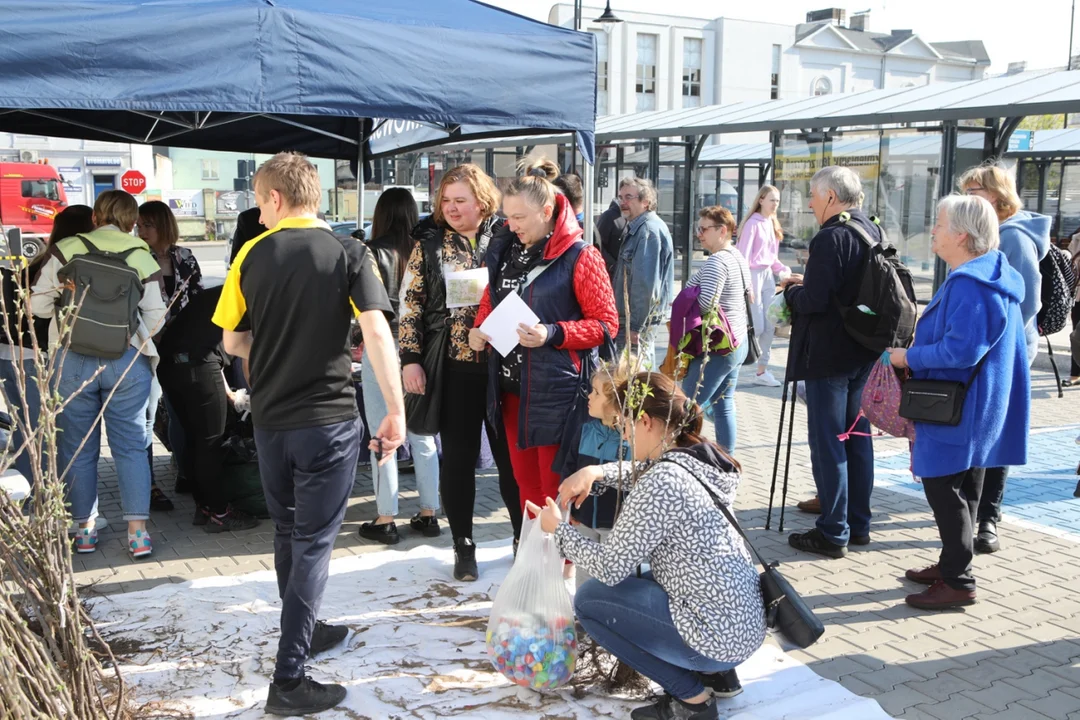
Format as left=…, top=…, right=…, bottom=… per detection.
left=403, top=319, right=449, bottom=435
left=688, top=472, right=824, bottom=649
left=898, top=352, right=988, bottom=426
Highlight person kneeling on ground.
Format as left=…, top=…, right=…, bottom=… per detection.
left=534, top=372, right=765, bottom=720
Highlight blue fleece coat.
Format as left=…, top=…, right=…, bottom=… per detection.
left=905, top=250, right=1030, bottom=478
left=998, top=211, right=1050, bottom=364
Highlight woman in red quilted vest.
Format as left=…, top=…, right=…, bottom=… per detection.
left=470, top=158, right=617, bottom=526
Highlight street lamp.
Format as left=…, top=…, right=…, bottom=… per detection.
left=573, top=0, right=622, bottom=32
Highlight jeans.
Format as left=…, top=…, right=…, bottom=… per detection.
left=682, top=343, right=748, bottom=453
left=803, top=362, right=875, bottom=546
left=922, top=467, right=984, bottom=592
left=0, top=356, right=42, bottom=482
left=361, top=352, right=439, bottom=517
left=747, top=268, right=777, bottom=368
left=615, top=325, right=659, bottom=369
left=57, top=346, right=153, bottom=523
left=158, top=357, right=229, bottom=512
left=575, top=573, right=737, bottom=700
left=255, top=417, right=361, bottom=682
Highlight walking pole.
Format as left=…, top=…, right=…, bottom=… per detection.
left=778, top=379, right=798, bottom=533
left=765, top=379, right=789, bottom=530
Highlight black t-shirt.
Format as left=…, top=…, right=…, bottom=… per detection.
left=213, top=218, right=393, bottom=431
left=494, top=235, right=549, bottom=394
left=158, top=285, right=224, bottom=361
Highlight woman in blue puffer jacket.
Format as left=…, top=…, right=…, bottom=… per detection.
left=888, top=194, right=1029, bottom=613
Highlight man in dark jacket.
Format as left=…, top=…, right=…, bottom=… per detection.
left=782, top=166, right=879, bottom=560
left=596, top=198, right=626, bottom=277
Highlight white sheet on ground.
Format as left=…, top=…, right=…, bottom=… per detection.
left=90, top=540, right=893, bottom=719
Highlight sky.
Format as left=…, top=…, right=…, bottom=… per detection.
left=489, top=0, right=1078, bottom=75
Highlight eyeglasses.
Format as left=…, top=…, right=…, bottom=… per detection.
left=617, top=194, right=640, bottom=202
left=695, top=223, right=720, bottom=234
left=963, top=186, right=986, bottom=195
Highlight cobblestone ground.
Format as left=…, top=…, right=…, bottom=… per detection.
left=76, top=337, right=1080, bottom=720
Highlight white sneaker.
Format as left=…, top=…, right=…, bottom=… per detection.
left=753, top=370, right=782, bottom=387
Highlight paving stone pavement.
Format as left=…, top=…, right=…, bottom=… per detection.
left=75, top=337, right=1080, bottom=720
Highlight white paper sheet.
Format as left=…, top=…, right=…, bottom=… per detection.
left=479, top=292, right=540, bottom=357
left=445, top=268, right=489, bottom=308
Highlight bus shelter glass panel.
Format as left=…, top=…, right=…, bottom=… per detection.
left=1045, top=161, right=1063, bottom=237
left=741, top=173, right=761, bottom=226
left=776, top=135, right=823, bottom=247
left=1058, top=161, right=1080, bottom=241
left=878, top=130, right=942, bottom=281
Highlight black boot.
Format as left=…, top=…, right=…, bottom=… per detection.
left=453, top=537, right=478, bottom=582
left=265, top=676, right=347, bottom=716
left=701, top=668, right=742, bottom=698
left=630, top=694, right=719, bottom=720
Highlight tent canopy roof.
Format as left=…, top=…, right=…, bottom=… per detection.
left=0, top=0, right=596, bottom=160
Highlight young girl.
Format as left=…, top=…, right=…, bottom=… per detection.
left=533, top=372, right=765, bottom=719
left=566, top=359, right=632, bottom=587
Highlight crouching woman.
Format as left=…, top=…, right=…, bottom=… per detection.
left=532, top=372, right=765, bottom=720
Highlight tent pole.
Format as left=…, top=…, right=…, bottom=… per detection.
left=583, top=153, right=595, bottom=246
left=357, top=124, right=365, bottom=234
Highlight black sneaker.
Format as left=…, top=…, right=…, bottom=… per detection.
left=265, top=675, right=347, bottom=716
left=850, top=534, right=871, bottom=546
left=701, top=668, right=743, bottom=698
left=149, top=485, right=174, bottom=512
left=204, top=509, right=260, bottom=533
left=975, top=520, right=999, bottom=554
left=409, top=513, right=441, bottom=538
left=453, top=537, right=478, bottom=582
left=788, top=528, right=848, bottom=559
left=630, top=693, right=719, bottom=719
left=192, top=506, right=211, bottom=526
left=358, top=520, right=400, bottom=545
left=308, top=620, right=348, bottom=658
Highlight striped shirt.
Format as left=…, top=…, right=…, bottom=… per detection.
left=686, top=247, right=750, bottom=343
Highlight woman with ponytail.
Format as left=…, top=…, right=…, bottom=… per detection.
left=533, top=372, right=765, bottom=720
left=470, top=158, right=618, bottom=522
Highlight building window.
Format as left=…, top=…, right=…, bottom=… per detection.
left=771, top=45, right=782, bottom=100
left=201, top=159, right=219, bottom=181
left=594, top=30, right=609, bottom=116
left=636, top=33, right=658, bottom=111
left=812, top=76, right=833, bottom=97
left=682, top=38, right=702, bottom=108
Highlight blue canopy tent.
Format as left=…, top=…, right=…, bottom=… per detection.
left=0, top=0, right=596, bottom=169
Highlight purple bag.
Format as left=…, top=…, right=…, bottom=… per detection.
left=669, top=284, right=738, bottom=358
left=860, top=353, right=914, bottom=441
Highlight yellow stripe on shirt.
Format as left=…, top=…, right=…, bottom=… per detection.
left=211, top=216, right=332, bottom=331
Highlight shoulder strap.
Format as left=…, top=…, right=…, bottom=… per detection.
left=76, top=234, right=99, bottom=254
left=660, top=459, right=773, bottom=573
left=517, top=240, right=584, bottom=295
left=837, top=213, right=879, bottom=248
left=76, top=234, right=140, bottom=263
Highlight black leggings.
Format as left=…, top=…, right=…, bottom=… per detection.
left=439, top=367, right=521, bottom=541
left=158, top=358, right=230, bottom=513
left=1070, top=302, right=1079, bottom=379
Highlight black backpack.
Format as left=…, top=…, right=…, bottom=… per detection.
left=834, top=213, right=918, bottom=354
left=1037, top=244, right=1075, bottom=337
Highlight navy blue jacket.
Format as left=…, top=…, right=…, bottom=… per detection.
left=784, top=209, right=880, bottom=381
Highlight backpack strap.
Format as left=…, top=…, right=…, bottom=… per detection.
left=76, top=234, right=141, bottom=263
left=836, top=212, right=886, bottom=248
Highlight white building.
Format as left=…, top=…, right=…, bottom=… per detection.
left=548, top=5, right=990, bottom=116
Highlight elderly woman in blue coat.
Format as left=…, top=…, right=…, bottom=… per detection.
left=888, top=194, right=1030, bottom=612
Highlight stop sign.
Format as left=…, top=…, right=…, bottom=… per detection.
left=120, top=170, right=146, bottom=194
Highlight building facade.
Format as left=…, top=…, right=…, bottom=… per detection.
left=548, top=5, right=990, bottom=117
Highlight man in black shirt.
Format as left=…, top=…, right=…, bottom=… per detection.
left=213, top=152, right=404, bottom=716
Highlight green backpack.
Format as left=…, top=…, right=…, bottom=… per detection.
left=57, top=235, right=145, bottom=359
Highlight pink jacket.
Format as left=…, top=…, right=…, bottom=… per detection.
left=736, top=213, right=789, bottom=277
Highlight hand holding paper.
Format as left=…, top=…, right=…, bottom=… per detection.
left=479, top=292, right=540, bottom=357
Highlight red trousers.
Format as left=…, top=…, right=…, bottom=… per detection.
left=501, top=392, right=562, bottom=513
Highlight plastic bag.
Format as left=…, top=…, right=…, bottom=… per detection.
left=766, top=291, right=792, bottom=327
left=861, top=352, right=914, bottom=440
left=486, top=516, right=577, bottom=690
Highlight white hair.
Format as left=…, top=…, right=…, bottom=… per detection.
left=938, top=194, right=1000, bottom=256
left=618, top=176, right=658, bottom=212
left=810, top=166, right=863, bottom=207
